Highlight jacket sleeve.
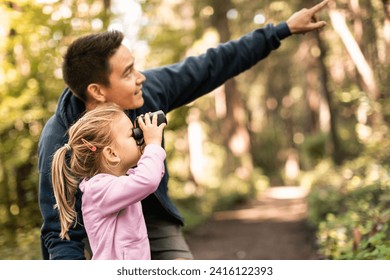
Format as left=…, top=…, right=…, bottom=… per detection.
left=141, top=23, right=291, bottom=113
left=38, top=116, right=86, bottom=260
left=87, top=144, right=166, bottom=216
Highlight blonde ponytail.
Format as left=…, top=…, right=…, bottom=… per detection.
left=51, top=145, right=80, bottom=240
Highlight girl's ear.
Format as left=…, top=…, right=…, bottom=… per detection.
left=102, top=146, right=120, bottom=165
left=86, top=83, right=106, bottom=103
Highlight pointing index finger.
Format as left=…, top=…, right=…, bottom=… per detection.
left=309, top=0, right=329, bottom=14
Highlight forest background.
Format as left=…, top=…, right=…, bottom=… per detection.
left=0, top=0, right=389, bottom=259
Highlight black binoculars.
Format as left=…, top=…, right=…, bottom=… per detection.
left=132, top=110, right=167, bottom=145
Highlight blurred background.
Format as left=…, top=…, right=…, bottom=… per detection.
left=0, top=0, right=389, bottom=259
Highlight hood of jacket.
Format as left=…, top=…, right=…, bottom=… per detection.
left=56, top=88, right=86, bottom=129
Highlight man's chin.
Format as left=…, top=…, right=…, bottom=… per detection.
left=124, top=99, right=144, bottom=110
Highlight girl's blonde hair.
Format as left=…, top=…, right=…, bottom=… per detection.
left=51, top=103, right=124, bottom=240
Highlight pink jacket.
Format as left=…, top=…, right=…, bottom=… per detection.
left=79, top=144, right=166, bottom=260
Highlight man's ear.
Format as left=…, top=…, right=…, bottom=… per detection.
left=102, top=146, right=120, bottom=165
left=87, top=83, right=106, bottom=103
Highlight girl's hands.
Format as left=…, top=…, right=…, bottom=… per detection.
left=136, top=112, right=166, bottom=146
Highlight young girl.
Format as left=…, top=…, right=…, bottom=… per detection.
left=51, top=103, right=166, bottom=260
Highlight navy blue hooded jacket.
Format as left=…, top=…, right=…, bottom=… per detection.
left=38, top=23, right=291, bottom=259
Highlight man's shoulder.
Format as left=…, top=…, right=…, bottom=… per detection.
left=40, top=113, right=66, bottom=144
left=38, top=113, right=67, bottom=169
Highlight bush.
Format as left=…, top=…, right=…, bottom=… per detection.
left=303, top=154, right=390, bottom=259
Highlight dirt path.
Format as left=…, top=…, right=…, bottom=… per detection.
left=186, top=186, right=319, bottom=260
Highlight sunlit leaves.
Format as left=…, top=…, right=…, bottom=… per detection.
left=0, top=0, right=108, bottom=259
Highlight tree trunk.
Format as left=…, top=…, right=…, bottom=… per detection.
left=314, top=32, right=344, bottom=164
left=210, top=0, right=254, bottom=177
left=383, top=0, right=390, bottom=64
left=328, top=9, right=380, bottom=100
left=1, top=164, right=13, bottom=226
left=15, top=162, right=33, bottom=209
left=187, top=108, right=206, bottom=185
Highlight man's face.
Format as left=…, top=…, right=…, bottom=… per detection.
left=102, top=45, right=146, bottom=110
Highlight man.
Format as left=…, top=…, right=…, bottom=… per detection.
left=38, top=0, right=328, bottom=260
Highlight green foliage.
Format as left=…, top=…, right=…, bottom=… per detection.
left=0, top=0, right=108, bottom=259
left=304, top=144, right=390, bottom=259
left=0, top=227, right=41, bottom=260
left=251, top=123, right=287, bottom=184
left=300, top=133, right=329, bottom=167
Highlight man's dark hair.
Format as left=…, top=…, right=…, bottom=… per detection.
left=62, top=30, right=124, bottom=101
